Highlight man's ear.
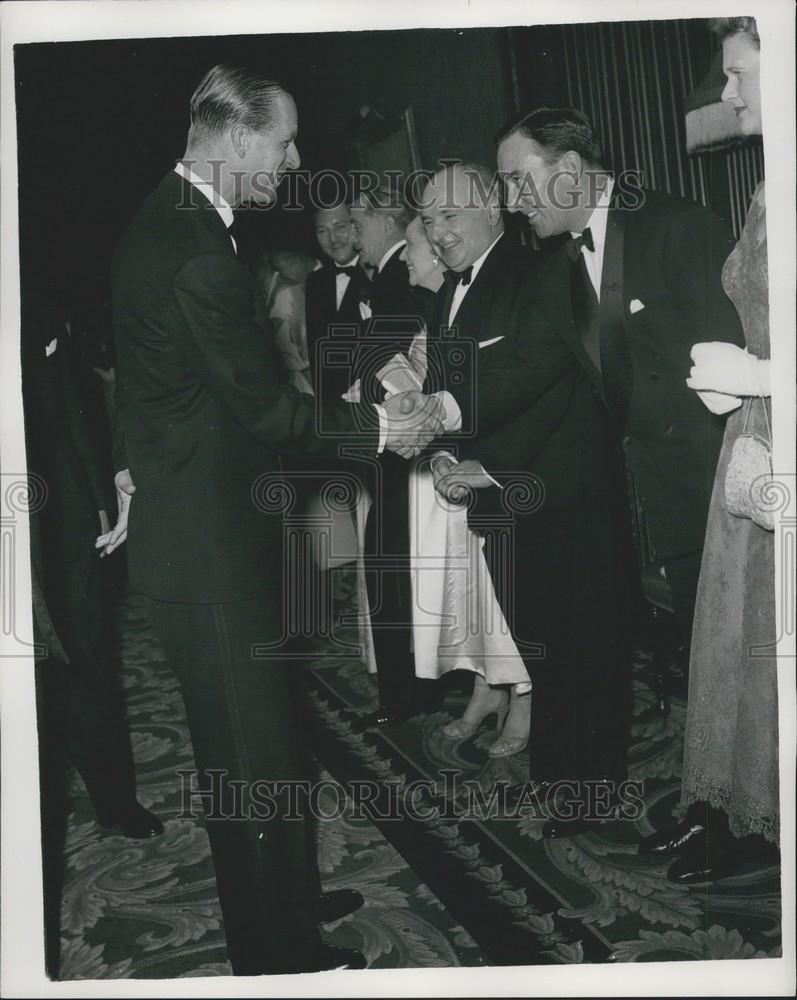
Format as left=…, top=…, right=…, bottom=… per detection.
left=559, top=150, right=584, bottom=182
left=486, top=193, right=503, bottom=227
left=230, top=123, right=249, bottom=159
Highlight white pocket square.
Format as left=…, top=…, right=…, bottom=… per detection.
left=359, top=301, right=372, bottom=320
left=629, top=299, right=645, bottom=314
left=478, top=335, right=505, bottom=349
left=45, top=337, right=58, bottom=357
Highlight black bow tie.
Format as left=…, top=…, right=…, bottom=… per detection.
left=443, top=265, right=473, bottom=289
left=333, top=264, right=360, bottom=277
left=564, top=227, right=595, bottom=262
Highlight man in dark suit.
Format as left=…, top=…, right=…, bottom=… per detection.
left=496, top=108, right=744, bottom=649
left=434, top=107, right=742, bottom=837
left=305, top=201, right=370, bottom=404
left=101, top=65, right=443, bottom=975
left=22, top=290, right=163, bottom=975
left=346, top=186, right=435, bottom=725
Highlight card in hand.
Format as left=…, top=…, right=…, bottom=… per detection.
left=376, top=352, right=424, bottom=396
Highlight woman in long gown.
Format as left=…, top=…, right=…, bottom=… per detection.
left=639, top=16, right=779, bottom=882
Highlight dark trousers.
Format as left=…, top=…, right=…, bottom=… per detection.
left=145, top=594, right=322, bottom=975
left=660, top=550, right=703, bottom=649
left=498, top=508, right=632, bottom=785
left=37, top=543, right=138, bottom=817
left=362, top=454, right=415, bottom=713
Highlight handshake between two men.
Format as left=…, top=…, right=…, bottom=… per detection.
left=383, top=389, right=495, bottom=506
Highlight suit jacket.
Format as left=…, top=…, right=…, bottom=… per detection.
left=305, top=261, right=369, bottom=408
left=565, top=188, right=743, bottom=560
left=429, top=233, right=539, bottom=437
left=111, top=171, right=379, bottom=603
left=351, top=245, right=433, bottom=409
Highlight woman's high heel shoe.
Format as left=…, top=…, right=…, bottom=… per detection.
left=488, top=689, right=531, bottom=758
left=441, top=687, right=509, bottom=740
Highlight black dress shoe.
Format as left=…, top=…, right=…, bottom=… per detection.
left=638, top=818, right=706, bottom=857
left=364, top=704, right=409, bottom=727
left=542, top=815, right=600, bottom=839
left=97, top=802, right=164, bottom=839
left=315, top=889, right=364, bottom=924
left=305, top=943, right=367, bottom=972
left=667, top=841, right=738, bottom=884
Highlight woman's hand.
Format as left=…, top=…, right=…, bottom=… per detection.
left=686, top=342, right=770, bottom=397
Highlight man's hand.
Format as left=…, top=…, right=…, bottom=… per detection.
left=436, top=459, right=495, bottom=504
left=95, top=469, right=136, bottom=557
left=384, top=390, right=445, bottom=459
left=431, top=453, right=457, bottom=495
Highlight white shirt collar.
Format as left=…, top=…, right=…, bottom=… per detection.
left=174, top=161, right=235, bottom=230
left=570, top=175, right=613, bottom=250
left=377, top=240, right=407, bottom=274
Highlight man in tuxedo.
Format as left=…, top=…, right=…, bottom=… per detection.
left=417, top=162, right=537, bottom=434
left=434, top=106, right=743, bottom=837
left=346, top=186, right=434, bottom=725
left=305, top=201, right=369, bottom=403
left=418, top=164, right=630, bottom=824
left=496, top=107, right=744, bottom=649
left=101, top=65, right=443, bottom=975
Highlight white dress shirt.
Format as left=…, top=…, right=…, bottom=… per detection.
left=335, top=254, right=360, bottom=310
left=569, top=175, right=614, bottom=300
left=174, top=162, right=236, bottom=251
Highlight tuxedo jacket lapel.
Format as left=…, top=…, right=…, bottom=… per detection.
left=550, top=249, right=608, bottom=406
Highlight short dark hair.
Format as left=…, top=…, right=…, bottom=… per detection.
left=352, top=183, right=413, bottom=231
left=709, top=16, right=760, bottom=48
left=496, top=107, right=604, bottom=166
left=188, top=64, right=289, bottom=144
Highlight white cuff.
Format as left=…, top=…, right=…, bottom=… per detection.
left=375, top=403, right=388, bottom=455
left=432, top=390, right=462, bottom=432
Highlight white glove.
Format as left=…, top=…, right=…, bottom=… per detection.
left=686, top=342, right=770, bottom=397
left=695, top=389, right=743, bottom=415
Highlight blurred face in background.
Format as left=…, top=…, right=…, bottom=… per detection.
left=269, top=249, right=317, bottom=285
left=721, top=31, right=762, bottom=136
left=314, top=204, right=358, bottom=265
left=400, top=217, right=445, bottom=291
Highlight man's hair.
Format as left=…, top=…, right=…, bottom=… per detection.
left=709, top=16, right=759, bottom=48
left=496, top=107, right=604, bottom=166
left=430, top=162, right=502, bottom=209
left=354, top=183, right=413, bottom=232
left=188, top=64, right=289, bottom=145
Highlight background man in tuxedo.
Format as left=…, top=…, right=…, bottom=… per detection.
left=101, top=64, right=443, bottom=975
left=305, top=201, right=370, bottom=403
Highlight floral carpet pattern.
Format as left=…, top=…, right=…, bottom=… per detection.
left=51, top=575, right=781, bottom=978
left=54, top=592, right=482, bottom=979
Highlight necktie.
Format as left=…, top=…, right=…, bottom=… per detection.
left=443, top=265, right=473, bottom=289
left=333, top=264, right=359, bottom=277
left=564, top=227, right=595, bottom=261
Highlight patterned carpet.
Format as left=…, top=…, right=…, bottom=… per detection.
left=50, top=573, right=781, bottom=978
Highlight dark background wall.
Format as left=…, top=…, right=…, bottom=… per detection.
left=14, top=18, right=762, bottom=305
left=14, top=26, right=519, bottom=295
